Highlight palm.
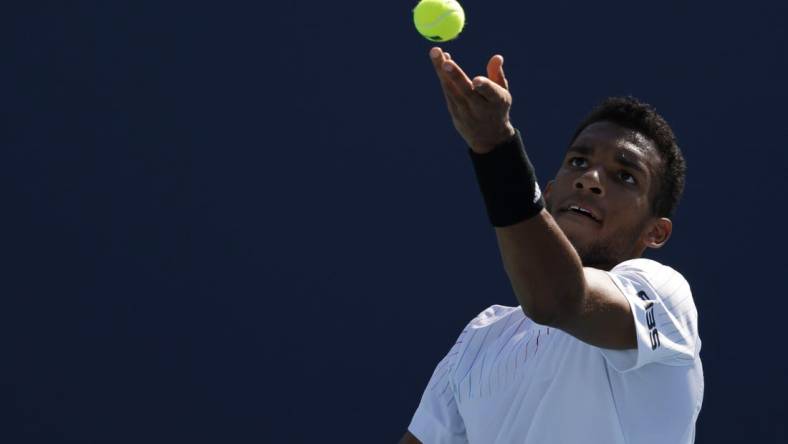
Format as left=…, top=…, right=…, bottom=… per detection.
left=429, top=47, right=515, bottom=154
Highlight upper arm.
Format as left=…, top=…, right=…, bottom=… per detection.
left=555, top=259, right=699, bottom=372
left=552, top=267, right=637, bottom=350
left=398, top=431, right=422, bottom=444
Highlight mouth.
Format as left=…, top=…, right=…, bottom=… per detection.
left=560, top=204, right=602, bottom=224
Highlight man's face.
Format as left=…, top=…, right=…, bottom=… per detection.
left=544, top=120, right=663, bottom=270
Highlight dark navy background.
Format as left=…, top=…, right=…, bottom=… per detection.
left=3, top=1, right=787, bottom=442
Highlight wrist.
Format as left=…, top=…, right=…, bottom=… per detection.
left=468, top=128, right=545, bottom=227
left=469, top=123, right=516, bottom=154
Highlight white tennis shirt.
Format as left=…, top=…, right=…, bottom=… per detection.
left=408, top=258, right=704, bottom=444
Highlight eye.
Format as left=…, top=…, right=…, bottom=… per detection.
left=568, top=157, right=587, bottom=168
left=619, top=171, right=636, bottom=185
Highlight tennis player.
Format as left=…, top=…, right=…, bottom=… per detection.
left=399, top=47, right=703, bottom=443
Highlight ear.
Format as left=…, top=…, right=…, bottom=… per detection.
left=542, top=180, right=555, bottom=210
left=543, top=180, right=554, bottom=199
left=644, top=217, right=672, bottom=249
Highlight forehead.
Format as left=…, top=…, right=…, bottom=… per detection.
left=569, top=120, right=662, bottom=173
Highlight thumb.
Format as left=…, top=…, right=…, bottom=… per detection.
left=472, top=76, right=506, bottom=103
left=487, top=55, right=509, bottom=90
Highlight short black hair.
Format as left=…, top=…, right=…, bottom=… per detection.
left=570, top=96, right=686, bottom=218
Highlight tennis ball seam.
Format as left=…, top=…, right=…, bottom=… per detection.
left=419, top=9, right=462, bottom=30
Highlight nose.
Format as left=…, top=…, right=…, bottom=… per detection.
left=574, top=168, right=604, bottom=196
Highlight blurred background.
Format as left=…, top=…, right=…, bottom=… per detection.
left=2, top=1, right=787, bottom=442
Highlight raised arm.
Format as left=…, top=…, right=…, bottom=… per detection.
left=429, top=47, right=636, bottom=349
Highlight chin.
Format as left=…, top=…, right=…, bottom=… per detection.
left=561, top=227, right=619, bottom=270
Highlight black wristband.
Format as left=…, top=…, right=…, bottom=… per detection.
left=468, top=129, right=545, bottom=227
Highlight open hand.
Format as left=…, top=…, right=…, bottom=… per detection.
left=429, top=47, right=516, bottom=154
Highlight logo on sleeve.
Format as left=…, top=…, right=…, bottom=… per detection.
left=637, top=290, right=661, bottom=350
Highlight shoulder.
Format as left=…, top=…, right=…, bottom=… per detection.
left=601, top=258, right=701, bottom=370
left=467, top=304, right=520, bottom=329
left=610, top=258, right=692, bottom=304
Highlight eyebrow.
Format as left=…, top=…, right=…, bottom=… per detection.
left=567, top=145, right=648, bottom=176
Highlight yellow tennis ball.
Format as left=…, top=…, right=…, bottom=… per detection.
left=413, top=0, right=465, bottom=42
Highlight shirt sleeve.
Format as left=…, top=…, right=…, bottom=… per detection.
left=599, top=258, right=700, bottom=373
left=407, top=325, right=469, bottom=444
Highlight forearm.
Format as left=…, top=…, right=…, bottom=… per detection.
left=494, top=209, right=586, bottom=326
left=468, top=129, right=587, bottom=325
left=426, top=49, right=588, bottom=325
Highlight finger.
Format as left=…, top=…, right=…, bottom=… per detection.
left=430, top=47, right=464, bottom=100
left=472, top=76, right=506, bottom=103
left=440, top=59, right=476, bottom=101
left=430, top=47, right=468, bottom=113
left=430, top=48, right=475, bottom=106
left=429, top=46, right=446, bottom=71
left=444, top=52, right=451, bottom=60
left=487, top=54, right=509, bottom=90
